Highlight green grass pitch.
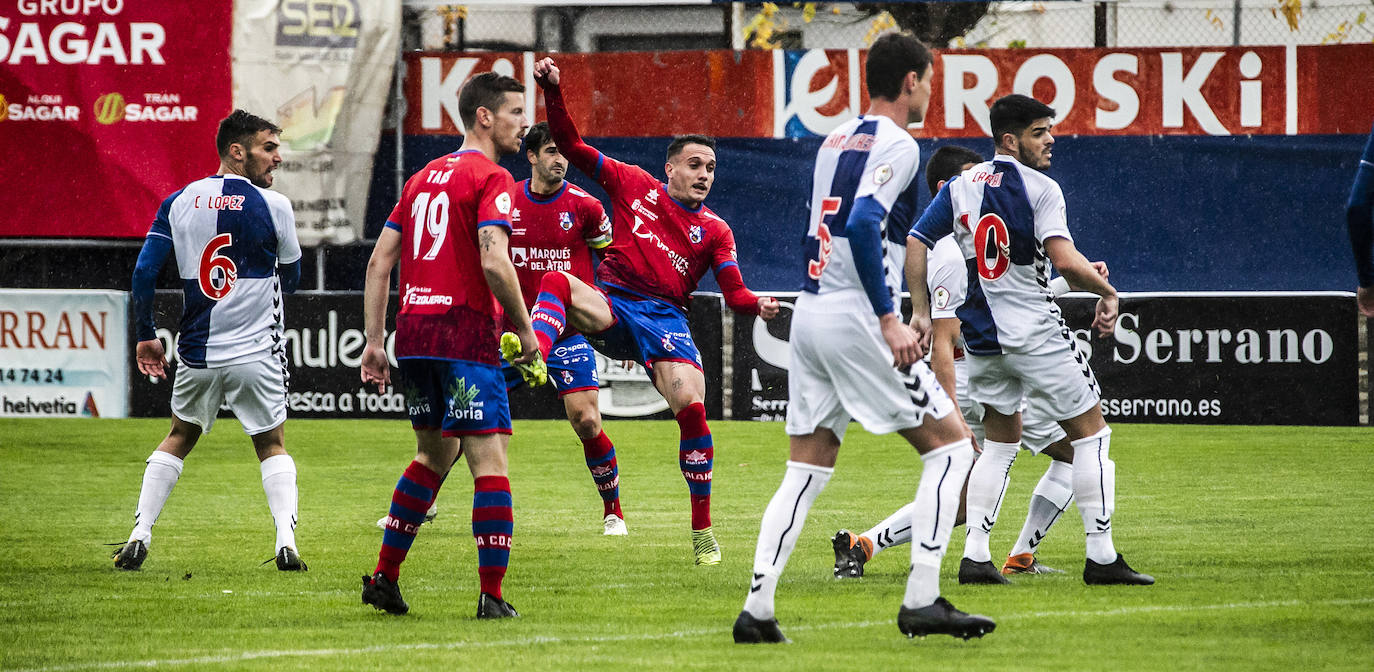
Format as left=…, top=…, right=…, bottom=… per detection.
left=1, top=419, right=1371, bottom=671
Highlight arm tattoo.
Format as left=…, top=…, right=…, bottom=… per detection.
left=480, top=228, right=495, bottom=252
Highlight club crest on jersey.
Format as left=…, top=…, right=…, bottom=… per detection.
left=561, top=370, right=574, bottom=385
left=932, top=286, right=950, bottom=310
left=661, top=335, right=675, bottom=352
left=689, top=225, right=703, bottom=244
left=559, top=211, right=573, bottom=231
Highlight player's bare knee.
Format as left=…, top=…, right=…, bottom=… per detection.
left=568, top=411, right=601, bottom=440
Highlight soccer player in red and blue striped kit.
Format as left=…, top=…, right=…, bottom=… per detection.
left=358, top=72, right=538, bottom=618
left=513, top=57, right=780, bottom=566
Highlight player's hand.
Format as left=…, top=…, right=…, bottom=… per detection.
left=908, top=313, right=933, bottom=353
left=1358, top=286, right=1374, bottom=317
left=1090, top=260, right=1109, bottom=280
left=757, top=296, right=779, bottom=320
left=136, top=339, right=168, bottom=380
left=880, top=313, right=921, bottom=368
left=618, top=360, right=635, bottom=371
left=360, top=342, right=390, bottom=393
left=514, top=326, right=540, bottom=365
left=1092, top=293, right=1119, bottom=336
left=533, top=57, right=560, bottom=87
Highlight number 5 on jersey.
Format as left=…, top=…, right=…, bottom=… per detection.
left=807, top=196, right=842, bottom=280
left=198, top=233, right=237, bottom=300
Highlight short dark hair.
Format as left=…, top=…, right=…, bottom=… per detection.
left=667, top=134, right=715, bottom=161
left=989, top=94, right=1056, bottom=146
left=458, top=72, right=524, bottom=128
left=925, top=145, right=984, bottom=197
left=523, top=121, right=553, bottom=157
left=215, top=109, right=280, bottom=158
left=865, top=32, right=932, bottom=101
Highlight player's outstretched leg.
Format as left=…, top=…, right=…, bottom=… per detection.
left=1071, top=427, right=1153, bottom=585
left=739, top=460, right=833, bottom=642
left=959, top=440, right=1017, bottom=585
left=115, top=450, right=185, bottom=570
left=676, top=402, right=718, bottom=565
left=903, top=439, right=990, bottom=638
left=1004, top=458, right=1072, bottom=575
left=366, top=460, right=442, bottom=613
left=472, top=475, right=518, bottom=615
left=260, top=454, right=306, bottom=571
left=582, top=430, right=626, bottom=535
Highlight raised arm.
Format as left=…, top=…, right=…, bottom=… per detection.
left=533, top=58, right=604, bottom=179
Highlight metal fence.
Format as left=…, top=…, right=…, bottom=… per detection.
left=401, top=1, right=1374, bottom=52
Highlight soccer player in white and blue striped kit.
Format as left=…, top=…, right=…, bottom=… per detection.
left=907, top=94, right=1152, bottom=586
left=112, top=110, right=305, bottom=572
left=734, top=33, right=994, bottom=644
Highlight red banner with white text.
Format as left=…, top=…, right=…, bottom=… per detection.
left=0, top=0, right=232, bottom=238
left=404, top=45, right=1372, bottom=139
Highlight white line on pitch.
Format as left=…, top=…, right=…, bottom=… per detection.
left=10, top=596, right=1373, bottom=672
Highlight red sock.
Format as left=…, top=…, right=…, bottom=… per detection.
left=675, top=403, right=713, bottom=530
left=530, top=272, right=572, bottom=360
left=582, top=430, right=622, bottom=518
left=473, top=475, right=513, bottom=599
left=376, top=461, right=442, bottom=582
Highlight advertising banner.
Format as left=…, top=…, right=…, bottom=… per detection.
left=1, top=289, right=128, bottom=418
left=402, top=45, right=1371, bottom=140
left=0, top=0, right=233, bottom=238
left=233, top=0, right=401, bottom=245
left=730, top=292, right=1360, bottom=426
left=129, top=292, right=726, bottom=421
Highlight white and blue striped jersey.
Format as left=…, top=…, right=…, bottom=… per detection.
left=911, top=154, right=1072, bottom=355
left=146, top=175, right=300, bottom=368
left=801, top=115, right=923, bottom=315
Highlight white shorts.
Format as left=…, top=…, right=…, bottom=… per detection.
left=785, top=303, right=955, bottom=441
left=954, top=358, right=1067, bottom=453
left=968, top=333, right=1101, bottom=423
left=171, top=356, right=288, bottom=435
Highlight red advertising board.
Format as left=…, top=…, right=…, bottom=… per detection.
left=405, top=45, right=1371, bottom=140
left=0, top=0, right=233, bottom=238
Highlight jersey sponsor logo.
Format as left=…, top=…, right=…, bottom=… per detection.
left=558, top=211, right=573, bottom=231
left=644, top=188, right=658, bottom=205
left=510, top=207, right=521, bottom=223
left=873, top=163, right=893, bottom=185
left=494, top=191, right=512, bottom=215
left=689, top=225, right=702, bottom=244
left=631, top=198, right=659, bottom=221
left=402, top=285, right=454, bottom=308
left=630, top=216, right=690, bottom=276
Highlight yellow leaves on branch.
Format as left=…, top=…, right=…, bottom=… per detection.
left=1270, top=0, right=1303, bottom=31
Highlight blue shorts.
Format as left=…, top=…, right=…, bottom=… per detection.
left=398, top=358, right=511, bottom=436
left=503, top=334, right=600, bottom=397
left=585, top=293, right=702, bottom=375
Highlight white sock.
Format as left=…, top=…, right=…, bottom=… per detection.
left=1009, top=458, right=1073, bottom=557
left=903, top=439, right=974, bottom=609
left=130, top=451, right=184, bottom=545
left=260, top=454, right=299, bottom=553
left=962, top=440, right=1019, bottom=563
left=1071, top=428, right=1117, bottom=564
left=743, top=460, right=833, bottom=620
left=861, top=502, right=915, bottom=558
